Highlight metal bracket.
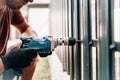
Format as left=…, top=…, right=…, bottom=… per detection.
left=114, top=42, right=120, bottom=51
left=89, top=39, right=98, bottom=47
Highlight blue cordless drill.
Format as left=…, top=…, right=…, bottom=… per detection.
left=21, top=36, right=77, bottom=55
left=15, top=36, right=78, bottom=79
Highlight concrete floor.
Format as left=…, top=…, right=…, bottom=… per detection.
left=33, top=51, right=70, bottom=80
left=47, top=52, right=70, bottom=80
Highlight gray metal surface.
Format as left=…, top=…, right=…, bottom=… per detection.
left=72, top=0, right=82, bottom=80
left=96, top=0, right=113, bottom=80
left=82, top=0, right=93, bottom=80
left=68, top=0, right=75, bottom=79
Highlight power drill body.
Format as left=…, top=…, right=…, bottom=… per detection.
left=21, top=37, right=51, bottom=55
left=21, top=36, right=76, bottom=55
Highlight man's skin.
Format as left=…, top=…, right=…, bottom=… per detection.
left=0, top=0, right=39, bottom=80
left=0, top=59, right=4, bottom=72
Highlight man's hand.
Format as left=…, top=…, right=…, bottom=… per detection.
left=1, top=47, right=39, bottom=70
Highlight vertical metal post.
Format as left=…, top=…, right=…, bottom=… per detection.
left=95, top=0, right=99, bottom=80
left=66, top=0, right=70, bottom=75
left=73, top=0, right=82, bottom=80
left=96, top=0, right=112, bottom=80
left=68, top=0, right=74, bottom=79
left=62, top=0, right=67, bottom=72
left=108, top=0, right=115, bottom=80
left=82, top=0, right=93, bottom=80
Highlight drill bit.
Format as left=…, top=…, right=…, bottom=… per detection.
left=76, top=40, right=82, bottom=43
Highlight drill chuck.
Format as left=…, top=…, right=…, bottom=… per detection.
left=63, top=37, right=76, bottom=46
left=52, top=36, right=76, bottom=46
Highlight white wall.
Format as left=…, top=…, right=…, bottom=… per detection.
left=28, top=8, right=50, bottom=37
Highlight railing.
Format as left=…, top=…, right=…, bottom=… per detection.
left=49, top=0, right=120, bottom=80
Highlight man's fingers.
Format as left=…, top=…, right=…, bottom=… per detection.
left=23, top=48, right=41, bottom=53
left=22, top=48, right=41, bottom=58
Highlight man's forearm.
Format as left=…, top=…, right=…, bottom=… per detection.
left=7, top=27, right=37, bottom=52
left=21, top=27, right=38, bottom=38
left=7, top=39, right=22, bottom=53
left=0, top=58, right=4, bottom=72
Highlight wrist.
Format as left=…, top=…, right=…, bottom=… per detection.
left=13, top=39, right=22, bottom=48
left=7, top=39, right=22, bottom=53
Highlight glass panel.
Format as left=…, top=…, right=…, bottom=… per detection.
left=91, top=0, right=96, bottom=39
left=114, top=0, right=120, bottom=41
left=92, top=47, right=97, bottom=80
left=115, top=52, right=120, bottom=80
left=91, top=0, right=97, bottom=80
left=114, top=0, right=120, bottom=80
